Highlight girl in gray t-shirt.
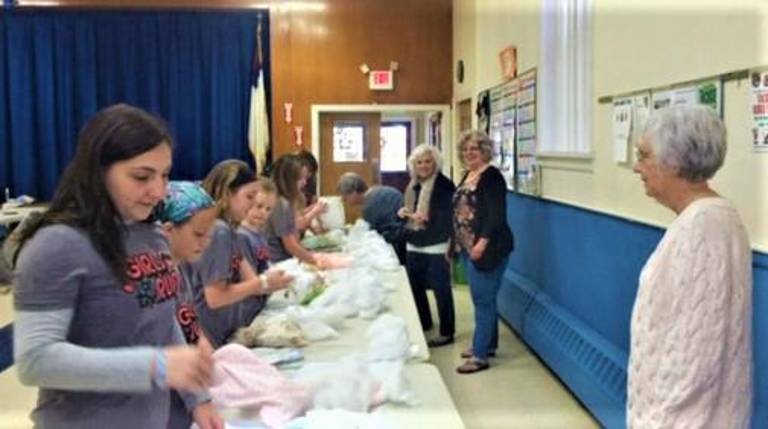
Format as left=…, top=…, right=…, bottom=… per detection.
left=13, top=105, right=215, bottom=429
left=194, top=161, right=291, bottom=348
left=156, top=181, right=223, bottom=429
left=265, top=154, right=318, bottom=264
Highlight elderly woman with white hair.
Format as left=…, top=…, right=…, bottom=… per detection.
left=397, top=144, right=457, bottom=347
left=629, top=105, right=752, bottom=428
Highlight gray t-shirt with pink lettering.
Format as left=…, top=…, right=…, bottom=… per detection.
left=14, top=222, right=183, bottom=429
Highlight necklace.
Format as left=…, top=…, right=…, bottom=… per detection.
left=466, top=164, right=488, bottom=183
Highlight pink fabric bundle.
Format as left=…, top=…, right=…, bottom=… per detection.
left=210, top=344, right=312, bottom=428
left=313, top=252, right=353, bottom=269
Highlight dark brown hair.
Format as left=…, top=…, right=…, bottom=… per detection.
left=15, top=104, right=173, bottom=280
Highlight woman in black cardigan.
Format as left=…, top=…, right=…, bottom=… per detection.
left=451, top=130, right=514, bottom=374
left=398, top=144, right=457, bottom=348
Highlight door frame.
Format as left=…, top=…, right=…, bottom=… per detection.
left=311, top=104, right=453, bottom=192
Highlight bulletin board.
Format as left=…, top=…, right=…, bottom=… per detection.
left=749, top=68, right=768, bottom=152
left=602, top=76, right=723, bottom=165
left=479, top=67, right=538, bottom=194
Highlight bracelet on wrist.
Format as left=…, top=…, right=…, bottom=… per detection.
left=152, top=349, right=167, bottom=389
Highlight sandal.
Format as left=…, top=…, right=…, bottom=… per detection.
left=456, top=358, right=490, bottom=374
left=460, top=348, right=496, bottom=359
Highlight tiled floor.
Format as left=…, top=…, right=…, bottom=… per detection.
left=425, top=287, right=600, bottom=429
left=0, top=285, right=600, bottom=429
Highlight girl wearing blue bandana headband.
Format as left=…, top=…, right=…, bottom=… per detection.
left=156, top=181, right=223, bottom=429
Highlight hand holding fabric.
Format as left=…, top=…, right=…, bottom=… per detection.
left=192, top=402, right=224, bottom=429
left=163, top=344, right=213, bottom=391
left=263, top=269, right=293, bottom=293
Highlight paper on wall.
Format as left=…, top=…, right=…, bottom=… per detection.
left=612, top=97, right=633, bottom=163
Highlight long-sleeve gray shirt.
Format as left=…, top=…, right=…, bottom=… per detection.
left=13, top=223, right=199, bottom=428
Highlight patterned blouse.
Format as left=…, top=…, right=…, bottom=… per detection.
left=452, top=171, right=482, bottom=252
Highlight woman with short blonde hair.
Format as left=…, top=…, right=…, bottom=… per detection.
left=398, top=144, right=456, bottom=347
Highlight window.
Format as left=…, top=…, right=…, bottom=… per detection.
left=332, top=124, right=365, bottom=162
left=538, top=0, right=593, bottom=156
left=380, top=122, right=411, bottom=172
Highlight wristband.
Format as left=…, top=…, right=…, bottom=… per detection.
left=259, top=273, right=269, bottom=291
left=152, top=349, right=167, bottom=389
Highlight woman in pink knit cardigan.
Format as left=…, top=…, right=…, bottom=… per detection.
left=628, top=104, right=752, bottom=429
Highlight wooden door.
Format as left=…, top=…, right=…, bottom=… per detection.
left=458, top=98, right=472, bottom=132
left=319, top=112, right=381, bottom=223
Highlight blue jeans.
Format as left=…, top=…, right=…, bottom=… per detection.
left=460, top=252, right=506, bottom=360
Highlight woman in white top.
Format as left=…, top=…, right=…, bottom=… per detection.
left=629, top=105, right=752, bottom=428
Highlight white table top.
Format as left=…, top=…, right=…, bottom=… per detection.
left=296, top=266, right=430, bottom=363
left=216, top=363, right=465, bottom=429
left=0, top=260, right=460, bottom=429
left=213, top=265, right=462, bottom=429
left=0, top=206, right=45, bottom=227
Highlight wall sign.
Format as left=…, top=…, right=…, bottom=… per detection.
left=369, top=70, right=394, bottom=91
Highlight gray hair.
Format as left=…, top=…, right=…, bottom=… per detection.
left=642, top=105, right=726, bottom=182
left=336, top=172, right=369, bottom=195
left=407, top=144, right=443, bottom=178
left=457, top=129, right=494, bottom=164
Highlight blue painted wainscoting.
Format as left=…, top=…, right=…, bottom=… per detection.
left=499, top=192, right=766, bottom=429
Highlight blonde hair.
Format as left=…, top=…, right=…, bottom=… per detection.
left=407, top=144, right=443, bottom=178
left=456, top=129, right=494, bottom=165
left=256, top=177, right=277, bottom=195
left=202, top=159, right=255, bottom=223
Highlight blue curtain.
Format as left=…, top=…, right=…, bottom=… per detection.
left=0, top=9, right=271, bottom=199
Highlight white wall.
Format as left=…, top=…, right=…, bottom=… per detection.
left=455, top=0, right=768, bottom=250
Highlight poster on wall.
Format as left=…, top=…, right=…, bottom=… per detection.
left=750, top=69, right=768, bottom=152
left=515, top=68, right=538, bottom=195
left=631, top=93, right=651, bottom=161
left=479, top=68, right=537, bottom=193
left=651, top=78, right=722, bottom=115
left=489, top=85, right=505, bottom=167
left=499, top=80, right=518, bottom=190
left=484, top=79, right=516, bottom=189
left=612, top=97, right=633, bottom=163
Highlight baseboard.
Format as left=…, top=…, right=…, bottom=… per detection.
left=499, top=271, right=627, bottom=428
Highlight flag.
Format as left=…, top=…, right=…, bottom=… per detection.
left=248, top=19, right=269, bottom=174
left=248, top=70, right=269, bottom=173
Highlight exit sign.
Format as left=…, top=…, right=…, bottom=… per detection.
left=369, top=70, right=394, bottom=90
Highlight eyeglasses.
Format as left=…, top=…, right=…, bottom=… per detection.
left=634, top=147, right=652, bottom=163
left=461, top=146, right=481, bottom=153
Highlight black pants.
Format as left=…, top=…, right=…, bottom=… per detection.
left=405, top=251, right=455, bottom=338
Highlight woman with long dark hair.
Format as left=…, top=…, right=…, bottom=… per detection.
left=13, top=104, right=220, bottom=428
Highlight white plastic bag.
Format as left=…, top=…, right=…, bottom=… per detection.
left=366, top=314, right=415, bottom=361
left=316, top=196, right=346, bottom=230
